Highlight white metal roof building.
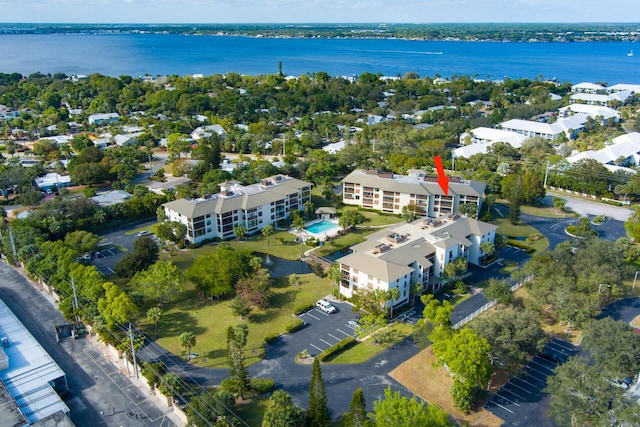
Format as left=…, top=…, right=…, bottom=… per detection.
left=454, top=127, right=527, bottom=158
left=0, top=298, right=70, bottom=424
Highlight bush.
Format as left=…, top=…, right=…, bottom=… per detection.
left=220, top=378, right=238, bottom=394
left=250, top=378, right=276, bottom=395
left=506, top=239, right=535, bottom=253
left=601, top=199, right=622, bottom=207
left=309, top=261, right=326, bottom=277
left=140, top=361, right=166, bottom=388
left=187, top=243, right=201, bottom=249
left=318, top=336, right=356, bottom=362
left=453, top=281, right=467, bottom=294
left=294, top=303, right=314, bottom=315
left=264, top=332, right=280, bottom=344
left=284, top=318, right=306, bottom=334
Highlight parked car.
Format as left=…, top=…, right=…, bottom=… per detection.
left=316, top=299, right=337, bottom=314
left=136, top=230, right=151, bottom=237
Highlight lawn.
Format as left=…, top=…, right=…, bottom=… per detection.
left=327, top=322, right=414, bottom=364
left=492, top=216, right=549, bottom=253
left=149, top=273, right=334, bottom=368
left=389, top=347, right=505, bottom=427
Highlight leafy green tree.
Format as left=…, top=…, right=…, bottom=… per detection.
left=114, top=236, right=159, bottom=277
left=261, top=224, right=274, bottom=246
left=226, top=324, right=250, bottom=399
left=179, top=331, right=196, bottom=360
left=470, top=309, right=546, bottom=374
left=458, top=202, right=478, bottom=219
left=64, top=230, right=100, bottom=254
left=484, top=278, right=513, bottom=305
left=235, top=268, right=273, bottom=308
left=338, top=209, right=365, bottom=231
left=187, top=247, right=253, bottom=300
left=129, top=261, right=182, bottom=303
left=229, top=296, right=251, bottom=319
left=479, top=241, right=495, bottom=265
left=345, top=388, right=367, bottom=427
left=401, top=203, right=419, bottom=222
left=262, top=390, right=305, bottom=427
left=308, top=357, right=330, bottom=427
left=581, top=317, right=640, bottom=379
left=409, top=281, right=424, bottom=307
left=187, top=389, right=236, bottom=427
left=146, top=307, right=162, bottom=335
left=546, top=357, right=639, bottom=427
left=369, top=387, right=450, bottom=426
left=97, top=282, right=138, bottom=329
left=431, top=328, right=492, bottom=412
left=159, top=372, right=183, bottom=397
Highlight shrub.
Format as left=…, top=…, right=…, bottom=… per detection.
left=284, top=318, right=306, bottom=334
left=453, top=281, right=467, bottom=294
left=140, top=361, right=166, bottom=389
left=264, top=332, right=280, bottom=344
left=318, top=336, right=356, bottom=362
left=221, top=378, right=238, bottom=394
left=309, top=261, right=326, bottom=277
left=506, top=239, right=535, bottom=253
left=250, top=378, right=276, bottom=395
left=187, top=243, right=201, bottom=249
left=294, top=303, right=314, bottom=315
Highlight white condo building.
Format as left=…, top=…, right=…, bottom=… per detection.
left=162, top=175, right=311, bottom=243
left=342, top=169, right=485, bottom=217
left=338, top=216, right=497, bottom=306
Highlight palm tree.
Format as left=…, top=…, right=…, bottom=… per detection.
left=479, top=241, right=495, bottom=265
left=179, top=331, right=196, bottom=360
left=233, top=224, right=247, bottom=241
left=387, top=288, right=401, bottom=318
left=328, top=263, right=342, bottom=301
left=261, top=224, right=274, bottom=246
left=293, top=217, right=305, bottom=259
left=146, top=307, right=162, bottom=336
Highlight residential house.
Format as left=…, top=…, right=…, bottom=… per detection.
left=88, top=113, right=119, bottom=126
left=454, top=127, right=528, bottom=159
left=34, top=173, right=73, bottom=191
left=607, top=83, right=640, bottom=94
left=565, top=132, right=640, bottom=172
left=338, top=216, right=497, bottom=306
left=190, top=124, right=227, bottom=141
left=499, top=115, right=589, bottom=141
left=113, top=132, right=144, bottom=147
left=570, top=91, right=633, bottom=106
left=571, top=82, right=606, bottom=94
left=90, top=190, right=132, bottom=207
left=162, top=174, right=312, bottom=243
left=342, top=169, right=485, bottom=217
left=558, top=104, right=621, bottom=124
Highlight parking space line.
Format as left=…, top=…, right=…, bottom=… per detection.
left=499, top=387, right=523, bottom=404
left=530, top=359, right=556, bottom=373
left=304, top=312, right=320, bottom=320
left=310, top=343, right=325, bottom=352
left=520, top=372, right=545, bottom=386
left=495, top=392, right=519, bottom=408
left=525, top=365, right=549, bottom=377
left=319, top=338, right=333, bottom=346
left=314, top=309, right=331, bottom=317
left=506, top=379, right=533, bottom=395
left=337, top=328, right=351, bottom=336
left=493, top=400, right=514, bottom=414
left=328, top=333, right=341, bottom=341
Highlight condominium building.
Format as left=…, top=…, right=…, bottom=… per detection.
left=162, top=175, right=311, bottom=243
left=342, top=169, right=485, bottom=217
left=338, top=216, right=497, bottom=307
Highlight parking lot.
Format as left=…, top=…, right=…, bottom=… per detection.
left=295, top=300, right=359, bottom=357
left=484, top=338, right=578, bottom=426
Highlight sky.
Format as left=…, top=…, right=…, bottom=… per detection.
left=1, top=0, right=640, bottom=24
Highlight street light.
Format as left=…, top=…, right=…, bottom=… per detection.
left=633, top=271, right=640, bottom=290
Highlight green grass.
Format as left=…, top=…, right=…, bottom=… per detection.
left=492, top=217, right=549, bottom=253
left=327, top=322, right=413, bottom=364
left=150, top=273, right=333, bottom=368
left=518, top=204, right=572, bottom=218
left=236, top=397, right=269, bottom=427
left=312, top=228, right=369, bottom=258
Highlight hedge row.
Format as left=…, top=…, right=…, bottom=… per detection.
left=318, top=336, right=356, bottom=362
left=294, top=303, right=315, bottom=315
left=284, top=318, right=306, bottom=334
left=506, top=239, right=535, bottom=253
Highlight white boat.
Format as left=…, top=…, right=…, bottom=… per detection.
left=628, top=49, right=634, bottom=57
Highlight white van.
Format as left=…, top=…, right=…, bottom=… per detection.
left=316, top=299, right=337, bottom=314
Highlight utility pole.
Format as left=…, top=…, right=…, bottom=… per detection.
left=8, top=227, right=17, bottom=265
left=543, top=160, right=550, bottom=188
left=633, top=271, right=639, bottom=290
left=129, top=323, right=139, bottom=378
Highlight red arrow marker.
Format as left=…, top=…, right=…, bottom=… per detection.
left=434, top=155, right=449, bottom=196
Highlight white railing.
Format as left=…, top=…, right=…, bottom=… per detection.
left=452, top=275, right=532, bottom=329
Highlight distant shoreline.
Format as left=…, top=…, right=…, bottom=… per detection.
left=1, top=22, right=639, bottom=43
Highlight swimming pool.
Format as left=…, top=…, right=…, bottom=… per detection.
left=304, top=219, right=339, bottom=235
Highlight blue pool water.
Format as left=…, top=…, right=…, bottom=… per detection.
left=305, top=220, right=339, bottom=235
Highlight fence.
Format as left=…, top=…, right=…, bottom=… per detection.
left=451, top=276, right=531, bottom=330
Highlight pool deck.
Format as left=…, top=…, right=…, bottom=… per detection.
left=291, top=219, right=342, bottom=241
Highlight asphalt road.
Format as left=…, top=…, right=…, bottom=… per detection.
left=0, top=260, right=176, bottom=427
left=544, top=192, right=633, bottom=222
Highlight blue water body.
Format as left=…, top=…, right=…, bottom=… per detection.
left=305, top=220, right=339, bottom=235
left=0, top=34, right=638, bottom=83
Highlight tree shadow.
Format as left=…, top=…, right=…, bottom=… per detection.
left=249, top=288, right=299, bottom=324
left=158, top=311, right=207, bottom=338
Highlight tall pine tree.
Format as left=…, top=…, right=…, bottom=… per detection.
left=307, top=357, right=330, bottom=427
left=226, top=324, right=249, bottom=399
left=345, top=388, right=367, bottom=427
